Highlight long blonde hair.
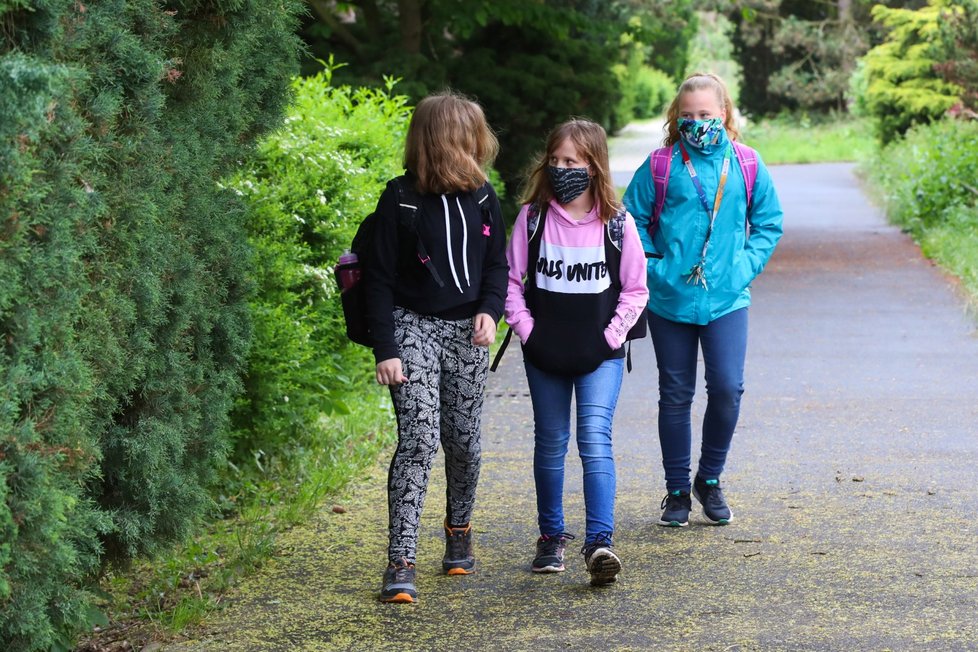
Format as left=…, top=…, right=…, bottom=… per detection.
left=520, top=118, right=620, bottom=224
left=404, top=91, right=499, bottom=194
left=663, top=73, right=740, bottom=147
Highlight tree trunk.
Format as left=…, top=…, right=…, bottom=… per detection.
left=838, top=0, right=851, bottom=20
left=398, top=0, right=422, bottom=55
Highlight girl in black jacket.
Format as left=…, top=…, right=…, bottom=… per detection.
left=364, top=92, right=508, bottom=604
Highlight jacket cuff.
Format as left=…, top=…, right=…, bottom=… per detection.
left=373, top=344, right=400, bottom=364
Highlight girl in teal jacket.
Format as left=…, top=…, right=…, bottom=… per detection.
left=623, top=72, right=783, bottom=527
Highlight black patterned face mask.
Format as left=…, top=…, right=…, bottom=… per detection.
left=547, top=165, right=591, bottom=205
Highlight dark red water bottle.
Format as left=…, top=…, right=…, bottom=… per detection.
left=335, top=251, right=361, bottom=292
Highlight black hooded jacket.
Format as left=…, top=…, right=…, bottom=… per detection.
left=363, top=174, right=509, bottom=363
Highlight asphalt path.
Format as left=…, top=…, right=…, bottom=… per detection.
left=170, top=154, right=978, bottom=651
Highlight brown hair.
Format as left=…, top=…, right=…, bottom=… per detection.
left=520, top=118, right=620, bottom=224
left=403, top=91, right=499, bottom=194
left=663, top=73, right=740, bottom=147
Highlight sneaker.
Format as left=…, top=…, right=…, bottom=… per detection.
left=658, top=490, right=692, bottom=527
left=581, top=541, right=622, bottom=586
left=693, top=476, right=733, bottom=525
left=443, top=520, right=476, bottom=575
left=380, top=559, right=417, bottom=604
left=532, top=533, right=574, bottom=573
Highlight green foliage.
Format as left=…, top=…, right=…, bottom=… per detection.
left=614, top=46, right=674, bottom=126
left=866, top=117, right=978, bottom=307
left=741, top=114, right=875, bottom=164
left=1, top=1, right=301, bottom=649
left=934, top=0, right=978, bottom=115
left=82, top=401, right=393, bottom=649
left=226, top=62, right=410, bottom=466
left=866, top=118, right=978, bottom=232
left=766, top=15, right=867, bottom=112
left=686, top=10, right=741, bottom=103
left=717, top=0, right=928, bottom=116
left=300, top=1, right=697, bottom=204
left=861, top=1, right=961, bottom=143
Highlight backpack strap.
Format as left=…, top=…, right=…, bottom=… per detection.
left=475, top=181, right=494, bottom=234
left=607, top=206, right=627, bottom=251
left=732, top=141, right=758, bottom=212
left=604, top=206, right=647, bottom=372
left=649, top=146, right=674, bottom=235
left=393, top=177, right=445, bottom=288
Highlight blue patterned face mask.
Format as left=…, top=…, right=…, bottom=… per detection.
left=678, top=117, right=725, bottom=149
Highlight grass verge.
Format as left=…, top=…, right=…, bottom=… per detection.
left=860, top=118, right=978, bottom=313
left=75, top=387, right=395, bottom=650
left=740, top=115, right=875, bottom=164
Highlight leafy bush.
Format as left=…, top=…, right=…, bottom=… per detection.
left=1, top=2, right=300, bottom=649
left=867, top=118, right=978, bottom=232
left=614, top=46, right=674, bottom=125
left=227, top=63, right=410, bottom=469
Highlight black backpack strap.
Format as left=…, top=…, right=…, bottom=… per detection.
left=604, top=206, right=647, bottom=364
left=476, top=181, right=494, bottom=226
left=489, top=326, right=513, bottom=372
left=394, top=177, right=445, bottom=288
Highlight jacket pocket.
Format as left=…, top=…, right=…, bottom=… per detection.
left=523, top=319, right=612, bottom=376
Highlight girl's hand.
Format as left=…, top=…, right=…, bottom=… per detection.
left=376, top=358, right=409, bottom=385
left=472, top=313, right=496, bottom=347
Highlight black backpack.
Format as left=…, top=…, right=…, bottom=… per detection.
left=490, top=203, right=647, bottom=372
left=339, top=176, right=492, bottom=347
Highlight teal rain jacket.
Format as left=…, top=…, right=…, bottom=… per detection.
left=623, top=129, right=783, bottom=325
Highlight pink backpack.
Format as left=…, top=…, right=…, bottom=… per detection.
left=649, top=141, right=759, bottom=236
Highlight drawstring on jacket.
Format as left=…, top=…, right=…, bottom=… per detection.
left=440, top=194, right=468, bottom=294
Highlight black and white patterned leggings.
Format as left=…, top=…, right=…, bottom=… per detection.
left=387, top=307, right=489, bottom=564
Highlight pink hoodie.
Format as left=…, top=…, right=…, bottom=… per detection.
left=505, top=199, right=649, bottom=350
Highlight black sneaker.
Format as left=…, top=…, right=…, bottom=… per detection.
left=658, top=490, right=692, bottom=527
left=532, top=533, right=574, bottom=573
left=581, top=541, right=621, bottom=586
left=443, top=520, right=476, bottom=575
left=380, top=559, right=417, bottom=604
left=693, top=476, right=733, bottom=525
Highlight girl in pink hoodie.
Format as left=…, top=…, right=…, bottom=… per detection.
left=505, top=119, right=648, bottom=586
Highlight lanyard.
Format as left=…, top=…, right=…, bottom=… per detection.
left=677, top=141, right=732, bottom=289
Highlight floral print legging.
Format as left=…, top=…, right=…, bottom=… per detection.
left=386, top=307, right=488, bottom=564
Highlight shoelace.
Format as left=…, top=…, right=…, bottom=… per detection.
left=580, top=539, right=614, bottom=557
left=661, top=492, right=687, bottom=510
left=391, top=558, right=415, bottom=582
left=702, top=484, right=726, bottom=509
left=539, top=532, right=574, bottom=556
left=445, top=527, right=470, bottom=556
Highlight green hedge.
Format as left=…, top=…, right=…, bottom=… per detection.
left=0, top=2, right=300, bottom=648
left=867, top=118, right=978, bottom=300
left=227, top=63, right=410, bottom=467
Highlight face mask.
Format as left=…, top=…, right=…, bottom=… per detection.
left=547, top=165, right=591, bottom=205
left=678, top=117, right=725, bottom=149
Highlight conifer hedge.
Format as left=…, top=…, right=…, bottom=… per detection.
left=0, top=1, right=300, bottom=648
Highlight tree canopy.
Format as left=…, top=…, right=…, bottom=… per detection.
left=300, top=1, right=696, bottom=200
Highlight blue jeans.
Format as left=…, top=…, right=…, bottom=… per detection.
left=649, top=308, right=748, bottom=493
left=524, top=357, right=624, bottom=545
